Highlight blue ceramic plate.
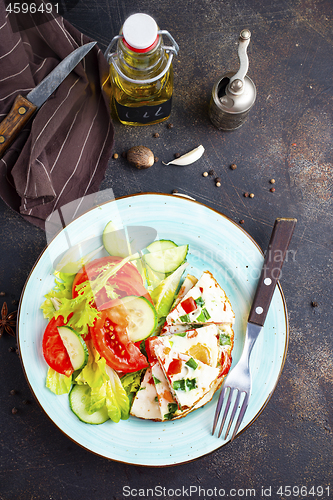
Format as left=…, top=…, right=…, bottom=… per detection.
left=18, top=193, right=288, bottom=466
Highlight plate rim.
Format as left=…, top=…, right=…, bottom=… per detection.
left=17, top=192, right=289, bottom=466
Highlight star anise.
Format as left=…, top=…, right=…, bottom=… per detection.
left=0, top=302, right=17, bottom=338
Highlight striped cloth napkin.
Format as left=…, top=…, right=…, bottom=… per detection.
left=0, top=0, right=114, bottom=229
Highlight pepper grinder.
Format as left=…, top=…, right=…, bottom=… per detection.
left=209, top=29, right=256, bottom=131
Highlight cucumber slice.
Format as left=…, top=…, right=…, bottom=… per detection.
left=69, top=385, right=109, bottom=424
left=151, top=263, right=188, bottom=318
left=145, top=266, right=166, bottom=290
left=103, top=220, right=131, bottom=257
left=57, top=326, right=88, bottom=371
left=146, top=239, right=178, bottom=253
left=120, top=295, right=157, bottom=342
left=144, top=245, right=188, bottom=274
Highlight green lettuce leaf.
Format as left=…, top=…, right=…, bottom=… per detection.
left=121, top=370, right=144, bottom=395
left=46, top=367, right=72, bottom=395
left=121, top=370, right=144, bottom=405
left=75, top=346, right=130, bottom=422
left=40, top=272, right=75, bottom=320
left=105, top=365, right=130, bottom=423
left=88, top=384, right=107, bottom=414
left=75, top=345, right=108, bottom=388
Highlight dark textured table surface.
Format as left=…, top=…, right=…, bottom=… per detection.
left=1, top=0, right=333, bottom=499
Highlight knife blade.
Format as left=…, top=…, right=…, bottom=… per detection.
left=0, top=41, right=97, bottom=158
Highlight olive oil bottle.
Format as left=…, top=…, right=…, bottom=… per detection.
left=105, top=13, right=179, bottom=126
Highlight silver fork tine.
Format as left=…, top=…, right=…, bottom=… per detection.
left=229, top=392, right=250, bottom=442
left=223, top=389, right=241, bottom=439
left=212, top=386, right=227, bottom=434
left=217, top=387, right=234, bottom=438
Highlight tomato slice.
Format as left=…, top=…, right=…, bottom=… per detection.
left=180, top=297, right=197, bottom=314
left=90, top=304, right=149, bottom=373
left=99, top=278, right=154, bottom=310
left=42, top=316, right=73, bottom=377
left=72, top=256, right=152, bottom=309
left=145, top=337, right=159, bottom=364
left=72, top=256, right=143, bottom=295
left=220, top=351, right=232, bottom=377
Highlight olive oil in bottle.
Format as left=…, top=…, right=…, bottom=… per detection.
left=105, top=13, right=179, bottom=126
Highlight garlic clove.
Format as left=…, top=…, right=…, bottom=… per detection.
left=163, top=145, right=205, bottom=166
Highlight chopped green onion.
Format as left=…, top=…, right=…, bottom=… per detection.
left=185, top=378, right=197, bottom=391
left=179, top=314, right=190, bottom=323
left=174, top=331, right=187, bottom=337
left=196, top=307, right=211, bottom=322
left=173, top=377, right=198, bottom=392
left=185, top=358, right=198, bottom=370
left=195, top=311, right=205, bottom=322
left=195, top=297, right=205, bottom=307
left=202, top=307, right=211, bottom=320
left=219, top=333, right=231, bottom=346
left=173, top=379, right=186, bottom=391
left=153, top=376, right=161, bottom=385
left=164, top=402, right=178, bottom=420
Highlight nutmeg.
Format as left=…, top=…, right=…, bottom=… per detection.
left=126, top=146, right=155, bottom=169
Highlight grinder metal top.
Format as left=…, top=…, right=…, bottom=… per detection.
left=219, top=29, right=256, bottom=113
left=209, top=29, right=256, bottom=130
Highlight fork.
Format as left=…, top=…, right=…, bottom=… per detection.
left=212, top=218, right=297, bottom=441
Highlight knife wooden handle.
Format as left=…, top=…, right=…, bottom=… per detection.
left=0, top=94, right=37, bottom=157
left=248, top=217, right=297, bottom=326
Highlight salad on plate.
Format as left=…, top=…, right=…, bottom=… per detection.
left=40, top=221, right=235, bottom=425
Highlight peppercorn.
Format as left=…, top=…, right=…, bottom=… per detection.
left=249, top=193, right=255, bottom=198
left=202, top=172, right=208, bottom=177
left=10, top=389, right=16, bottom=395
left=208, top=169, right=215, bottom=176
left=172, top=189, right=179, bottom=194
left=215, top=177, right=221, bottom=183
left=239, top=220, right=245, bottom=224
left=121, top=151, right=127, bottom=158
left=311, top=301, right=318, bottom=308
left=153, top=132, right=160, bottom=138
left=11, top=407, right=18, bottom=414
left=230, top=163, right=237, bottom=170
left=270, top=187, right=275, bottom=192
left=270, top=179, right=276, bottom=184
left=113, top=153, right=119, bottom=159
left=154, top=157, right=159, bottom=163
left=216, top=182, right=221, bottom=187
left=167, top=123, right=174, bottom=129
left=0, top=291, right=5, bottom=296
left=174, top=153, right=181, bottom=158
left=244, top=192, right=249, bottom=198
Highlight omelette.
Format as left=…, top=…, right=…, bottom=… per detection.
left=130, top=271, right=235, bottom=421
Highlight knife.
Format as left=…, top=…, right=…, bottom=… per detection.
left=247, top=217, right=297, bottom=327
left=238, top=217, right=297, bottom=375
left=0, top=41, right=97, bottom=158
